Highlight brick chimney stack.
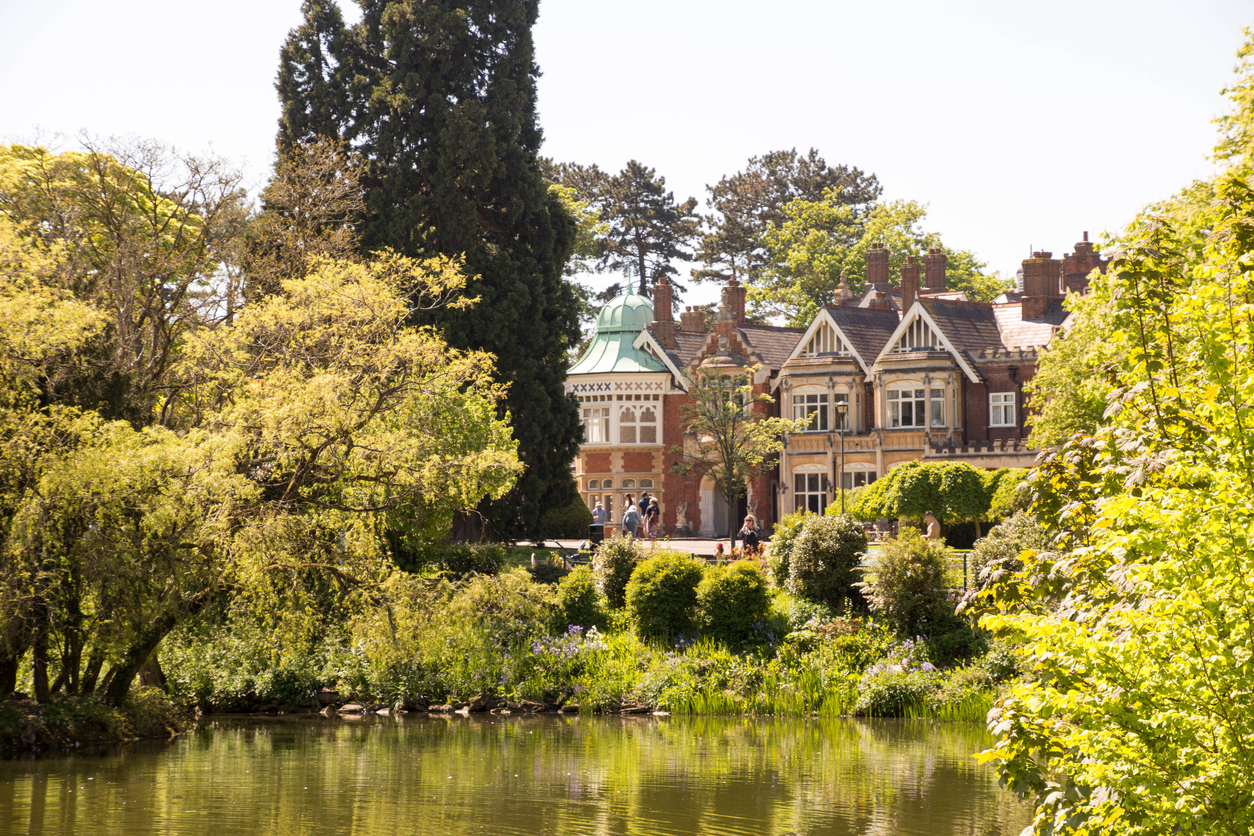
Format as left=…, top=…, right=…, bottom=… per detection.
left=924, top=248, right=947, bottom=291
left=866, top=241, right=889, bottom=288
left=1062, top=231, right=1106, bottom=295
left=722, top=277, right=747, bottom=323
left=651, top=276, right=676, bottom=349
left=900, top=256, right=920, bottom=310
left=1021, top=251, right=1061, bottom=320
left=680, top=305, right=704, bottom=332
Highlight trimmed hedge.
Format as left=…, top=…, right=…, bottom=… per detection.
left=696, top=560, right=771, bottom=648
left=626, top=551, right=704, bottom=641
left=785, top=513, right=868, bottom=610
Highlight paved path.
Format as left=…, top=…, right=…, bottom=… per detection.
left=540, top=536, right=738, bottom=558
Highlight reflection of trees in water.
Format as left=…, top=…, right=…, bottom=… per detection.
left=0, top=716, right=1029, bottom=836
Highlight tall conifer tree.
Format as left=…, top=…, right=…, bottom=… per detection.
left=275, top=0, right=582, bottom=539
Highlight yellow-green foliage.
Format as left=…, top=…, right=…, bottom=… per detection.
left=696, top=560, right=771, bottom=648
left=625, top=550, right=705, bottom=642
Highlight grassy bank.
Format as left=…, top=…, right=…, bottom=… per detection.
left=0, top=688, right=187, bottom=757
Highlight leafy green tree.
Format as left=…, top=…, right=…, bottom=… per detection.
left=275, top=0, right=582, bottom=539
left=850, top=460, right=990, bottom=529
left=672, top=368, right=805, bottom=552
left=695, top=148, right=881, bottom=286
left=977, top=34, right=1254, bottom=831
left=755, top=198, right=1009, bottom=325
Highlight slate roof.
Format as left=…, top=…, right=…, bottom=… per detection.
left=822, top=305, right=902, bottom=368
left=672, top=331, right=708, bottom=366
left=738, top=324, right=805, bottom=370
left=917, top=297, right=1005, bottom=354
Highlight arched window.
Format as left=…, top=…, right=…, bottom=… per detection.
left=619, top=406, right=637, bottom=443
left=602, top=479, right=613, bottom=489
left=639, top=478, right=654, bottom=488
left=621, top=478, right=636, bottom=489
left=586, top=479, right=600, bottom=490
left=639, top=406, right=658, bottom=443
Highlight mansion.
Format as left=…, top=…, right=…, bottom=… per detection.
left=565, top=234, right=1108, bottom=537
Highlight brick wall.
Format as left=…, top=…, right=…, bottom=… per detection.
left=965, top=364, right=1034, bottom=443
left=583, top=451, right=612, bottom=473
left=621, top=450, right=655, bottom=472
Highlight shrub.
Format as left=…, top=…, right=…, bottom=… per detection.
left=855, top=667, right=940, bottom=716
left=968, top=510, right=1049, bottom=587
left=552, top=566, right=608, bottom=631
left=765, top=510, right=807, bottom=587
left=785, top=513, right=868, bottom=610
left=540, top=494, right=594, bottom=539
left=592, top=536, right=644, bottom=609
left=859, top=529, right=952, bottom=637
left=527, top=560, right=570, bottom=585
left=696, top=560, right=771, bottom=648
left=441, top=542, right=506, bottom=578
left=625, top=551, right=705, bottom=641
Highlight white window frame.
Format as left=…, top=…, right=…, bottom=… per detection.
left=793, top=470, right=828, bottom=515
left=888, top=387, right=927, bottom=428
left=990, top=391, right=1016, bottom=427
left=582, top=405, right=610, bottom=444
left=929, top=387, right=946, bottom=428
left=840, top=470, right=877, bottom=491
left=793, top=392, right=829, bottom=432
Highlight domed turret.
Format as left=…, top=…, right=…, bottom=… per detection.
left=595, top=292, right=654, bottom=333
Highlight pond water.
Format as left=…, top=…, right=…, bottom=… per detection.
left=0, top=715, right=1030, bottom=836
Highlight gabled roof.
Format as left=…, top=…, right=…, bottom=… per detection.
left=917, top=297, right=1005, bottom=355
left=633, top=329, right=690, bottom=387
left=877, top=298, right=995, bottom=383
left=738, top=324, right=805, bottom=370
left=672, top=331, right=708, bottom=366
left=821, top=305, right=901, bottom=373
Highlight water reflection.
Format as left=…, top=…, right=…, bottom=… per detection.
left=0, top=715, right=1029, bottom=836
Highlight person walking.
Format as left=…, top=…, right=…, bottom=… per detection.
left=622, top=502, right=641, bottom=539
left=592, top=502, right=608, bottom=526
left=645, top=497, right=661, bottom=540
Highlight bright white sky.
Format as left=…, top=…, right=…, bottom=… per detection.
left=2, top=0, right=1250, bottom=308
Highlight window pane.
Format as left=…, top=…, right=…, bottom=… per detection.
left=620, top=425, right=636, bottom=443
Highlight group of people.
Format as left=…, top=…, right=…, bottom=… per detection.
left=592, top=493, right=661, bottom=540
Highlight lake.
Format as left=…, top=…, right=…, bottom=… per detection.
left=0, top=714, right=1031, bottom=835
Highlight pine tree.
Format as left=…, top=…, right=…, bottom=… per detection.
left=596, top=161, right=699, bottom=296
left=695, top=148, right=881, bottom=285
left=275, top=0, right=582, bottom=539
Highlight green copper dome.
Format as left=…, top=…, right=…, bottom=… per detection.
left=569, top=291, right=667, bottom=376
left=595, top=291, right=654, bottom=332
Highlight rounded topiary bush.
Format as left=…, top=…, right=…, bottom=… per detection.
left=765, top=511, right=807, bottom=587
left=625, top=551, right=705, bottom=641
left=540, top=495, right=595, bottom=539
left=552, top=565, right=607, bottom=631
left=696, top=560, right=771, bottom=648
left=860, top=529, right=951, bottom=637
left=592, top=536, right=644, bottom=609
left=785, top=513, right=868, bottom=610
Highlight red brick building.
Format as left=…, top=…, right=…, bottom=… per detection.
left=565, top=234, right=1107, bottom=535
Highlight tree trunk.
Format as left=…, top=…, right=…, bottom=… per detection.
left=727, top=493, right=737, bottom=556
left=31, top=628, right=50, bottom=703
left=103, top=591, right=217, bottom=707
left=0, top=651, right=20, bottom=696
left=138, top=652, right=167, bottom=692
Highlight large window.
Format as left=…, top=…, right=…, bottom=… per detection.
left=990, top=392, right=1016, bottom=427
left=889, top=387, right=945, bottom=428
left=582, top=406, right=610, bottom=443
left=834, top=393, right=850, bottom=431
left=794, top=472, right=828, bottom=514
left=793, top=393, right=829, bottom=431
left=840, top=471, right=877, bottom=490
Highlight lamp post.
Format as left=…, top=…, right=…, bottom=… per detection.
left=836, top=400, right=849, bottom=515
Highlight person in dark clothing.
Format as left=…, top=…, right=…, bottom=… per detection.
left=739, top=515, right=761, bottom=554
